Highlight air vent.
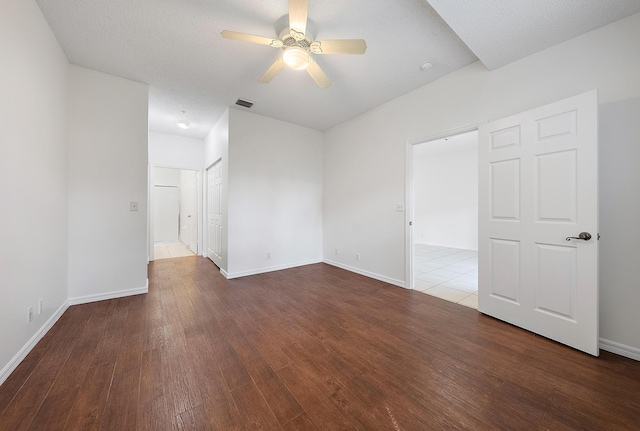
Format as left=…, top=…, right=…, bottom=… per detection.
left=235, top=99, right=254, bottom=108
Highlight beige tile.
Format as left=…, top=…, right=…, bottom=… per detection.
left=442, top=279, right=477, bottom=293
left=423, top=285, right=470, bottom=303
left=166, top=241, right=195, bottom=258
left=455, top=273, right=478, bottom=284
left=428, top=268, right=463, bottom=279
left=154, top=244, right=170, bottom=259
left=416, top=272, right=450, bottom=284
left=414, top=280, right=435, bottom=292
left=458, top=294, right=479, bottom=309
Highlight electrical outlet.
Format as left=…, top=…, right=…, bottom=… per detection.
left=356, top=253, right=361, bottom=261
left=28, top=307, right=33, bottom=323
left=266, top=252, right=271, bottom=259
left=335, top=248, right=338, bottom=255
left=38, top=299, right=43, bottom=315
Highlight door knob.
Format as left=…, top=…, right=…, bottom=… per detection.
left=565, top=232, right=592, bottom=241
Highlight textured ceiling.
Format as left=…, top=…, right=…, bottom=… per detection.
left=36, top=0, right=476, bottom=138
left=36, top=0, right=640, bottom=139
left=427, top=0, right=640, bottom=70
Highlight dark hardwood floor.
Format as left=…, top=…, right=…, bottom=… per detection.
left=1, top=257, right=640, bottom=430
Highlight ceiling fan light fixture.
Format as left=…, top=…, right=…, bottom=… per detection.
left=282, top=46, right=310, bottom=70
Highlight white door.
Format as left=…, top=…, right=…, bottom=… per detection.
left=478, top=90, right=599, bottom=356
left=207, top=160, right=223, bottom=268
left=154, top=186, right=180, bottom=242
left=180, top=170, right=198, bottom=253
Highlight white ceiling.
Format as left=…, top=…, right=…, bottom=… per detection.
left=36, top=0, right=640, bottom=139
left=428, top=0, right=640, bottom=70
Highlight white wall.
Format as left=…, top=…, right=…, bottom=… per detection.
left=0, top=0, right=70, bottom=383
left=413, top=146, right=478, bottom=250
left=154, top=166, right=181, bottom=186
left=599, top=97, right=640, bottom=354
left=226, top=109, right=323, bottom=277
left=149, top=131, right=204, bottom=169
left=323, top=12, right=640, bottom=352
left=153, top=186, right=179, bottom=242
left=67, top=65, right=149, bottom=302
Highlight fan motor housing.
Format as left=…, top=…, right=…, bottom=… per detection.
left=279, top=28, right=312, bottom=50
left=275, top=14, right=317, bottom=51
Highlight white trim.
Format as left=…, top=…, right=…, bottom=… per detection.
left=0, top=300, right=69, bottom=386
left=323, top=259, right=405, bottom=289
left=68, top=283, right=148, bottom=306
left=405, top=141, right=414, bottom=290
left=225, top=259, right=322, bottom=280
left=220, top=268, right=229, bottom=279
left=599, top=338, right=640, bottom=361
left=407, top=123, right=482, bottom=146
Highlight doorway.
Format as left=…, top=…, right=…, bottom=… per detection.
left=408, top=129, right=479, bottom=308
left=151, top=167, right=199, bottom=260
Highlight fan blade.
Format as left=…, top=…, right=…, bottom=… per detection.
left=259, top=58, right=285, bottom=83
left=306, top=59, right=331, bottom=88
left=310, top=39, right=367, bottom=55
left=289, top=0, right=309, bottom=39
left=221, top=30, right=283, bottom=48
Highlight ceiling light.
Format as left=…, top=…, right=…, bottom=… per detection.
left=420, top=61, right=433, bottom=71
left=176, top=120, right=190, bottom=129
left=282, top=46, right=310, bottom=70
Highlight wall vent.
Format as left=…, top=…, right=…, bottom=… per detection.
left=235, top=99, right=254, bottom=108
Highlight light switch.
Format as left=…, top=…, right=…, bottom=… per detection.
left=130, top=201, right=138, bottom=211
left=396, top=203, right=405, bottom=212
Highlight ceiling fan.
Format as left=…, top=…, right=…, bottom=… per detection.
left=221, top=0, right=367, bottom=88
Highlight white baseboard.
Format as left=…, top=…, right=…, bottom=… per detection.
left=600, top=338, right=640, bottom=361
left=68, top=282, right=149, bottom=306
left=225, top=259, right=322, bottom=280
left=1, top=281, right=151, bottom=387
left=0, top=300, right=69, bottom=386
left=322, top=259, right=406, bottom=288
left=220, top=269, right=229, bottom=279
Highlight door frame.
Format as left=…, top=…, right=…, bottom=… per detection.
left=405, top=123, right=481, bottom=290
left=148, top=164, right=202, bottom=262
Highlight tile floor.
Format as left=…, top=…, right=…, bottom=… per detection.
left=414, top=244, right=478, bottom=309
left=154, top=241, right=196, bottom=260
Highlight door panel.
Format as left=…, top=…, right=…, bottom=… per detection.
left=489, top=238, right=520, bottom=303
left=478, top=90, right=599, bottom=355
left=207, top=160, right=223, bottom=268
left=490, top=159, right=520, bottom=220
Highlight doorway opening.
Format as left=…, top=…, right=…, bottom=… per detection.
left=151, top=167, right=199, bottom=260
left=408, top=129, right=479, bottom=308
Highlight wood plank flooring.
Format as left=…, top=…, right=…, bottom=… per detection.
left=1, top=257, right=640, bottom=430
